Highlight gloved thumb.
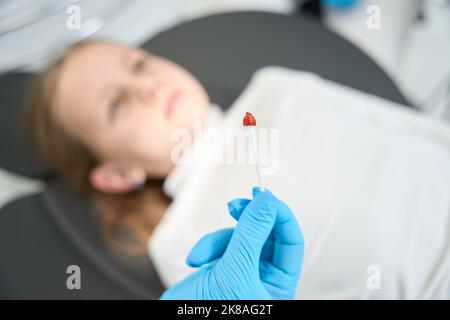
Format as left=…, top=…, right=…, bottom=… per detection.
left=221, top=188, right=278, bottom=269
left=227, top=187, right=263, bottom=221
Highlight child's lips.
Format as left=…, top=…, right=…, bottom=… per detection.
left=166, top=90, right=181, bottom=116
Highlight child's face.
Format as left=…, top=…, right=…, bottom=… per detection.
left=53, top=42, right=210, bottom=193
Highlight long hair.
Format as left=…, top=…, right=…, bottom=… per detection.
left=21, top=40, right=170, bottom=254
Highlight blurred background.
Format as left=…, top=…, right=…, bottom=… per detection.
left=0, top=1, right=449, bottom=299
left=0, top=0, right=449, bottom=116
left=1, top=0, right=450, bottom=213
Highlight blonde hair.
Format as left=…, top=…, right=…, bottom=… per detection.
left=22, top=40, right=170, bottom=254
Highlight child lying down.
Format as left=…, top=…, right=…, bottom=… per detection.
left=23, top=40, right=449, bottom=299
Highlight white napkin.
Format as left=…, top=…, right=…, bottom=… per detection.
left=149, top=67, right=450, bottom=299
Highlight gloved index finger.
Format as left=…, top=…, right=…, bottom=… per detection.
left=251, top=187, right=304, bottom=276
left=226, top=187, right=304, bottom=276
left=227, top=188, right=302, bottom=246
left=222, top=189, right=278, bottom=270
left=270, top=200, right=304, bottom=277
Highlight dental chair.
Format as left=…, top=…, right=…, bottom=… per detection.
left=0, top=12, right=409, bottom=299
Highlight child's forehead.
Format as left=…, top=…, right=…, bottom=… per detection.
left=67, top=42, right=129, bottom=62
left=59, top=45, right=125, bottom=85
left=52, top=49, right=114, bottom=133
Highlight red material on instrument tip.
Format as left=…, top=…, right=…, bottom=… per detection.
left=243, top=112, right=256, bottom=126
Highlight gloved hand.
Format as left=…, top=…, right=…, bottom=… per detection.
left=160, top=187, right=304, bottom=300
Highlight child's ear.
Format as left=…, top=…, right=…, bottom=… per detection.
left=89, top=163, right=147, bottom=194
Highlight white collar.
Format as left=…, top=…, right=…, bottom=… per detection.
left=163, top=104, right=224, bottom=199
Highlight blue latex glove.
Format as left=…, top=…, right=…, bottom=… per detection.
left=160, top=187, right=304, bottom=300
left=320, top=0, right=360, bottom=9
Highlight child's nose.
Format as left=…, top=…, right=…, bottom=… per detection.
left=139, top=87, right=155, bottom=103
left=135, top=79, right=160, bottom=104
